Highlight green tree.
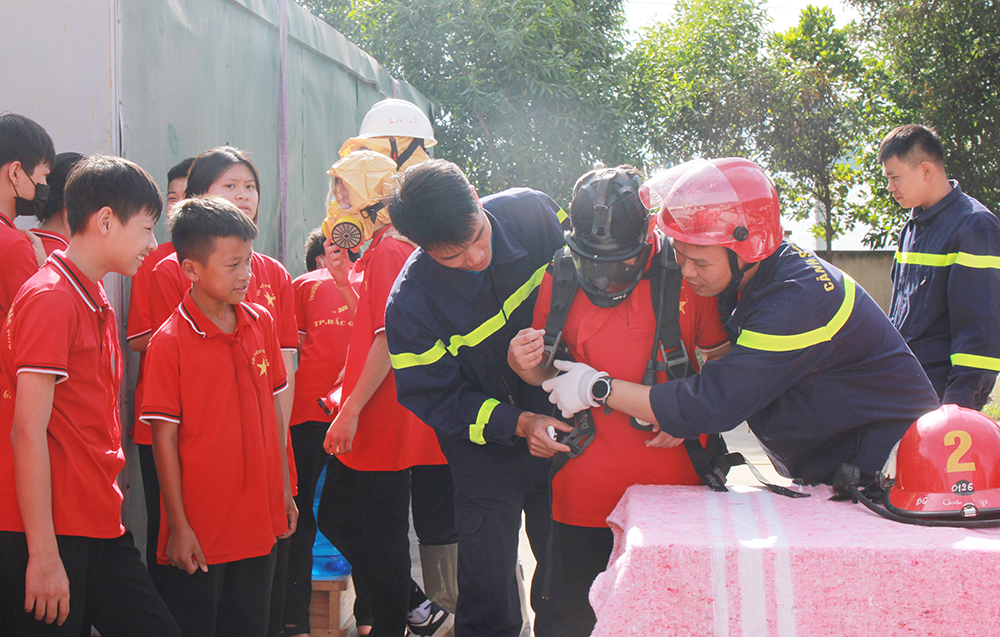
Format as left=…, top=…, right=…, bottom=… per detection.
left=850, top=0, right=1000, bottom=244
left=298, top=0, right=635, bottom=202
left=625, top=0, right=775, bottom=167
left=764, top=6, right=866, bottom=253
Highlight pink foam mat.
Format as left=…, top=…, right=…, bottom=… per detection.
left=590, top=484, right=1000, bottom=636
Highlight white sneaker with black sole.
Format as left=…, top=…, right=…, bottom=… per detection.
left=406, top=600, right=454, bottom=637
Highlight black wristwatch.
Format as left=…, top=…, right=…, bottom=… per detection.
left=590, top=374, right=613, bottom=406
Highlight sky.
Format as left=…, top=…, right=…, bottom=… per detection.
left=624, top=0, right=861, bottom=35
left=623, top=0, right=870, bottom=250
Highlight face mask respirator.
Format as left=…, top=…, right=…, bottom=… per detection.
left=321, top=151, right=397, bottom=251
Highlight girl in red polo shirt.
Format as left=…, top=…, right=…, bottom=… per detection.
left=320, top=151, right=454, bottom=637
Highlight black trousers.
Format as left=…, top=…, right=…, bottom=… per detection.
left=453, top=483, right=564, bottom=637
left=0, top=530, right=180, bottom=637
left=282, top=421, right=333, bottom=634
left=554, top=522, right=614, bottom=637
left=137, top=443, right=167, bottom=592
left=159, top=543, right=277, bottom=637
left=316, top=458, right=456, bottom=637
left=411, top=464, right=458, bottom=545
left=267, top=536, right=291, bottom=637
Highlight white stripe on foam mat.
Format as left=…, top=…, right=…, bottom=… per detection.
left=706, top=493, right=729, bottom=636
left=731, top=490, right=768, bottom=636
left=755, top=490, right=797, bottom=637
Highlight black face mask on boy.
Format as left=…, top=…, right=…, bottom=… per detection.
left=13, top=171, right=49, bottom=218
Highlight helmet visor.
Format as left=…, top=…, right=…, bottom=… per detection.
left=568, top=235, right=652, bottom=300
left=880, top=440, right=900, bottom=489
left=640, top=159, right=748, bottom=245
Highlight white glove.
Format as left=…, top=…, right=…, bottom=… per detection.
left=541, top=360, right=605, bottom=418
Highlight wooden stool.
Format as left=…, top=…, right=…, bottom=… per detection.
left=309, top=575, right=354, bottom=637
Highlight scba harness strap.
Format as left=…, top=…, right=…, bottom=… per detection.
left=541, top=231, right=730, bottom=488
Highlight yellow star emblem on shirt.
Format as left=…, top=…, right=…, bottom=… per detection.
left=679, top=299, right=687, bottom=315
left=264, top=291, right=277, bottom=307
left=257, top=358, right=269, bottom=376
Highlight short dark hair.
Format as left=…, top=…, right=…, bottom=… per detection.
left=305, top=228, right=326, bottom=272
left=168, top=157, right=196, bottom=183
left=39, top=152, right=84, bottom=222
left=185, top=146, right=260, bottom=199
left=878, top=124, right=945, bottom=167
left=169, top=196, right=258, bottom=266
left=386, top=159, right=480, bottom=250
left=0, top=113, right=55, bottom=173
left=64, top=155, right=163, bottom=236
left=570, top=165, right=647, bottom=248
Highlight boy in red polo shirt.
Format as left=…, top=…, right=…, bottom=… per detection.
left=29, top=152, right=82, bottom=257
left=0, top=154, right=179, bottom=635
left=0, top=113, right=54, bottom=317
left=508, top=167, right=729, bottom=636
left=140, top=196, right=297, bottom=637
left=125, top=156, right=195, bottom=580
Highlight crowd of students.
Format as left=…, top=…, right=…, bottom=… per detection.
left=0, top=109, right=437, bottom=637
left=2, top=103, right=998, bottom=637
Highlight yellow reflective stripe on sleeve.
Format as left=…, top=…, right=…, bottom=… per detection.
left=389, top=340, right=448, bottom=370
left=556, top=208, right=568, bottom=224
left=737, top=274, right=856, bottom=352
left=895, top=251, right=1000, bottom=269
left=468, top=398, right=500, bottom=445
left=390, top=263, right=550, bottom=370
left=951, top=353, right=1000, bottom=372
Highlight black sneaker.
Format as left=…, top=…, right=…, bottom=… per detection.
left=407, top=601, right=454, bottom=637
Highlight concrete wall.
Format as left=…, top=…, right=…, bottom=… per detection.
left=826, top=250, right=895, bottom=314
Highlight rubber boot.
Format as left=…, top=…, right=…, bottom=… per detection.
left=516, top=561, right=531, bottom=637
left=418, top=543, right=459, bottom=614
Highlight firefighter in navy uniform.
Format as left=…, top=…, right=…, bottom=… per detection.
left=880, top=124, right=1000, bottom=410
left=543, top=158, right=942, bottom=485
left=383, top=160, right=568, bottom=637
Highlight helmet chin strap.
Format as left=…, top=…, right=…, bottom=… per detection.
left=716, top=249, right=754, bottom=320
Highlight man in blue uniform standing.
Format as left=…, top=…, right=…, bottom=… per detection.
left=880, top=124, right=1000, bottom=410
left=542, top=158, right=940, bottom=485
left=384, top=159, right=568, bottom=637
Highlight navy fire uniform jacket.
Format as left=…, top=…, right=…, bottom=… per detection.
left=889, top=182, right=1000, bottom=410
left=385, top=189, right=566, bottom=492
left=649, top=241, right=940, bottom=484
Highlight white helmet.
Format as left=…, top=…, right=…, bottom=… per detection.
left=357, top=99, right=437, bottom=147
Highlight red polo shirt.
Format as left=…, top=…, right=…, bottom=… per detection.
left=247, top=252, right=298, bottom=353
left=0, top=213, right=39, bottom=317
left=28, top=229, right=69, bottom=257
left=0, top=251, right=126, bottom=538
left=140, top=293, right=288, bottom=565
left=340, top=227, right=446, bottom=472
left=147, top=251, right=297, bottom=349
left=290, top=269, right=355, bottom=426
left=127, top=241, right=175, bottom=444
left=533, top=244, right=730, bottom=527
left=145, top=250, right=300, bottom=492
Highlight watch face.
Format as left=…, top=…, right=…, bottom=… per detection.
left=592, top=378, right=610, bottom=400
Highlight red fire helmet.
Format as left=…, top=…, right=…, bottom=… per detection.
left=881, top=404, right=1000, bottom=519
left=640, top=158, right=783, bottom=264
